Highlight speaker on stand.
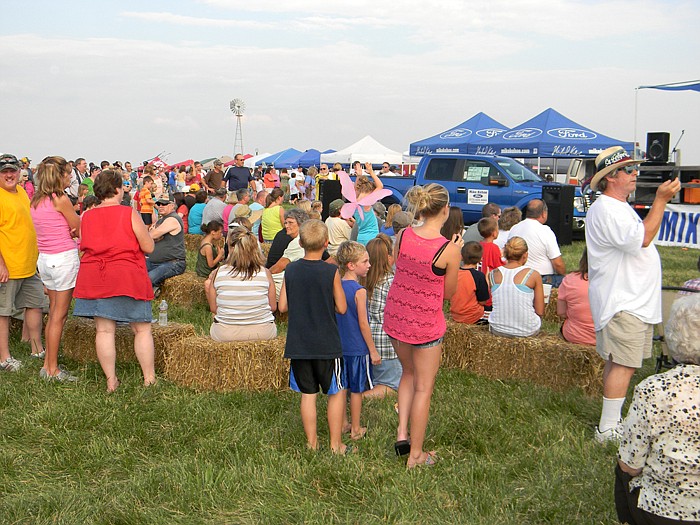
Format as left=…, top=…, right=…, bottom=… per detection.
left=318, top=179, right=343, bottom=221
left=542, top=184, right=574, bottom=245
left=646, top=132, right=670, bottom=164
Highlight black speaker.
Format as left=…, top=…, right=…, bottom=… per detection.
left=318, top=179, right=342, bottom=221
left=646, top=132, right=670, bottom=164
left=542, top=184, right=574, bottom=245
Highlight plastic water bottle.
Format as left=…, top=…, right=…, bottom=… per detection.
left=158, top=300, right=168, bottom=327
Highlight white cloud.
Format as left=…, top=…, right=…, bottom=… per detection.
left=120, top=11, right=275, bottom=30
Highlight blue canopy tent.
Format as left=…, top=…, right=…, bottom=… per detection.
left=255, top=148, right=302, bottom=167
left=467, top=108, right=633, bottom=158
left=409, top=112, right=509, bottom=156
left=298, top=149, right=335, bottom=168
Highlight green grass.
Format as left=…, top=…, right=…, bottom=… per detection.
left=1, top=244, right=697, bottom=524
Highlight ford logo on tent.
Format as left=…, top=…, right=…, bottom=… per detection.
left=502, top=128, right=542, bottom=140
left=439, top=128, right=472, bottom=139
left=547, top=128, right=598, bottom=140
left=475, top=128, right=507, bottom=139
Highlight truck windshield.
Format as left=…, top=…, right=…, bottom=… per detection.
left=496, top=158, right=543, bottom=182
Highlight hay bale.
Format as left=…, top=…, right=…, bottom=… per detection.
left=543, top=287, right=560, bottom=324
left=160, top=272, right=207, bottom=307
left=442, top=320, right=602, bottom=397
left=163, top=336, right=288, bottom=392
left=61, top=317, right=195, bottom=371
left=184, top=233, right=202, bottom=252
left=260, top=242, right=271, bottom=258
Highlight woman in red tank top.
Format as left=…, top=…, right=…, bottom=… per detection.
left=383, top=184, right=462, bottom=468
left=73, top=170, right=156, bottom=392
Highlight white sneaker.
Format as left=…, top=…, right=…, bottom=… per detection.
left=0, top=357, right=22, bottom=372
left=595, top=422, right=622, bottom=444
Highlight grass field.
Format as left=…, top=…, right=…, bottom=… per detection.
left=0, top=243, right=697, bottom=524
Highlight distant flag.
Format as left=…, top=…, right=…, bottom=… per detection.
left=638, top=79, right=700, bottom=92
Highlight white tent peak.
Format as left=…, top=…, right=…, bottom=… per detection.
left=320, top=135, right=402, bottom=165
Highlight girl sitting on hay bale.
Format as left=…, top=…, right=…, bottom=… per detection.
left=487, top=236, right=544, bottom=338
left=205, top=226, right=277, bottom=342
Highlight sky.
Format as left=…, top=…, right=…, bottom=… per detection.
left=2, top=0, right=700, bottom=165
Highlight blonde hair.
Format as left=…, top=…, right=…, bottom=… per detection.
left=384, top=204, right=402, bottom=227
left=229, top=217, right=252, bottom=231
left=503, top=236, right=528, bottom=262
left=225, top=226, right=265, bottom=280
left=307, top=166, right=318, bottom=178
left=336, top=241, right=367, bottom=277
left=32, top=156, right=70, bottom=207
left=499, top=206, right=522, bottom=231
left=311, top=200, right=323, bottom=212
left=297, top=200, right=312, bottom=214
left=404, top=183, right=449, bottom=219
left=299, top=219, right=327, bottom=252
left=365, top=234, right=393, bottom=300
left=308, top=211, right=322, bottom=220
left=355, top=175, right=375, bottom=197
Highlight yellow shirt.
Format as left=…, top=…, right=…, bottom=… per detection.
left=0, top=185, right=38, bottom=278
left=261, top=205, right=283, bottom=241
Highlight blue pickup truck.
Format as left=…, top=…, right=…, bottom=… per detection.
left=375, top=154, right=585, bottom=232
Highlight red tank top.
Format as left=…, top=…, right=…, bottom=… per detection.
left=74, top=205, right=154, bottom=301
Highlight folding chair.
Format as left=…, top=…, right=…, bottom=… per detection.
left=654, top=286, right=698, bottom=373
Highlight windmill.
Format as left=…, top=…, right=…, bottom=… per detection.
left=229, top=98, right=245, bottom=155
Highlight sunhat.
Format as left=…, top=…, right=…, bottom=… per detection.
left=590, top=146, right=640, bottom=191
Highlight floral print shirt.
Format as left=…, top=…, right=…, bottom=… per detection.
left=618, top=364, right=700, bottom=521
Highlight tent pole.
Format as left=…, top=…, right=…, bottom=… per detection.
left=634, top=87, right=639, bottom=157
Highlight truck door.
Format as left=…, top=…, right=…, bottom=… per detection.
left=422, top=157, right=467, bottom=210
left=459, top=159, right=512, bottom=223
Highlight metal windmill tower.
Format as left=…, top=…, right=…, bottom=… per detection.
left=229, top=98, right=245, bottom=154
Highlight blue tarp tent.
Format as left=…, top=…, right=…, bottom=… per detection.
left=468, top=108, right=633, bottom=157
left=409, top=112, right=509, bottom=156
left=255, top=148, right=302, bottom=167
left=274, top=149, right=337, bottom=169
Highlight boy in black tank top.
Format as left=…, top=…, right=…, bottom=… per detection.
left=278, top=220, right=350, bottom=454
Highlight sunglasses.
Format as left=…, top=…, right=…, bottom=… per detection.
left=620, top=165, right=639, bottom=174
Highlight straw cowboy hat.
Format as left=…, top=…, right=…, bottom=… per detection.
left=233, top=204, right=263, bottom=224
left=590, top=146, right=640, bottom=191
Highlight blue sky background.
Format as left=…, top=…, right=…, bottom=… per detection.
left=2, top=0, right=699, bottom=164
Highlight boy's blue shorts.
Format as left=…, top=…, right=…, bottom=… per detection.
left=343, top=355, right=374, bottom=394
left=290, top=358, right=344, bottom=395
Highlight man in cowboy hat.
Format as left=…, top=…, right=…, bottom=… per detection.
left=585, top=146, right=680, bottom=444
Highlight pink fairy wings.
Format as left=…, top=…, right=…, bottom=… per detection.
left=338, top=171, right=392, bottom=220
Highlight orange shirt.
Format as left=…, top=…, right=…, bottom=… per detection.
left=139, top=187, right=154, bottom=214
left=450, top=268, right=489, bottom=324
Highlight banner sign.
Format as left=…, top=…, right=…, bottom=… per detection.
left=654, top=203, right=700, bottom=248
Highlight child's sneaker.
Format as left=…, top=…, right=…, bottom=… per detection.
left=0, top=357, right=22, bottom=372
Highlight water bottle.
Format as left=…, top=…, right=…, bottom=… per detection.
left=158, top=300, right=168, bottom=327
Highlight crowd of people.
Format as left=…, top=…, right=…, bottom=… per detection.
left=0, top=148, right=697, bottom=518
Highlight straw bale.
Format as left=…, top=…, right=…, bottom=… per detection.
left=61, top=317, right=195, bottom=371
left=163, top=336, right=288, bottom=392
left=160, top=272, right=207, bottom=307
left=260, top=242, right=271, bottom=258
left=185, top=233, right=202, bottom=252
left=442, top=320, right=603, bottom=397
left=543, top=288, right=560, bottom=324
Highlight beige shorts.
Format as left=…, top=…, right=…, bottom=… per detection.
left=596, top=311, right=653, bottom=368
left=0, top=273, right=46, bottom=316
left=210, top=321, right=277, bottom=343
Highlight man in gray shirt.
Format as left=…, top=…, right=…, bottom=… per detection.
left=463, top=202, right=501, bottom=242
left=201, top=188, right=227, bottom=227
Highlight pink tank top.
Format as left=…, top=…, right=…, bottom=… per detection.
left=30, top=196, right=78, bottom=254
left=383, top=227, right=449, bottom=344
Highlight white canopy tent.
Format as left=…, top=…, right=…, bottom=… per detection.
left=320, top=135, right=402, bottom=166
left=244, top=152, right=271, bottom=169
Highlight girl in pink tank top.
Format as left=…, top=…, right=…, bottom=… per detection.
left=382, top=184, right=462, bottom=468
left=30, top=156, right=81, bottom=382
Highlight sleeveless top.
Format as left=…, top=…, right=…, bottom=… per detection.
left=30, top=195, right=78, bottom=254
left=149, top=212, right=186, bottom=264
left=336, top=280, right=370, bottom=357
left=354, top=208, right=379, bottom=246
left=74, top=205, right=153, bottom=301
left=488, top=265, right=541, bottom=337
left=195, top=242, right=219, bottom=278
left=283, top=259, right=342, bottom=359
left=212, top=265, right=274, bottom=325
left=262, top=205, right=283, bottom=241
left=383, top=227, right=449, bottom=344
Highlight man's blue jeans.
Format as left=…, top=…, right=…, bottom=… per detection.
left=146, top=259, right=186, bottom=288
